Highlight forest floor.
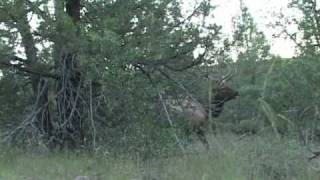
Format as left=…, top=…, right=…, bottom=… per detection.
left=0, top=133, right=319, bottom=180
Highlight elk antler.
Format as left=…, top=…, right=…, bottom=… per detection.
left=206, top=65, right=235, bottom=86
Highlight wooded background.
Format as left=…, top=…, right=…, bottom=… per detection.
left=0, top=0, right=319, bottom=157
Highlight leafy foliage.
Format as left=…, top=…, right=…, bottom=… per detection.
left=0, top=0, right=320, bottom=157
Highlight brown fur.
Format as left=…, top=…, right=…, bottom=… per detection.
left=166, top=83, right=238, bottom=150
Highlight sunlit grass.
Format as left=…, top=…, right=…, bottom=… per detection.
left=0, top=133, right=318, bottom=180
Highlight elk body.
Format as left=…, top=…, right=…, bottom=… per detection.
left=166, top=75, right=238, bottom=149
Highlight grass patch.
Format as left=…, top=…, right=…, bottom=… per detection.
left=0, top=133, right=318, bottom=180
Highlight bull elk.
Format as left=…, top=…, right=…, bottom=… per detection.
left=166, top=72, right=238, bottom=149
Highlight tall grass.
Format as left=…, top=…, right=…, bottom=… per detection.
left=0, top=133, right=318, bottom=180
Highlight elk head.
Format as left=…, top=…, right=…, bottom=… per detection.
left=208, top=71, right=239, bottom=118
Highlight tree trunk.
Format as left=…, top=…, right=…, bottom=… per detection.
left=17, top=2, right=53, bottom=141
left=52, top=0, right=84, bottom=148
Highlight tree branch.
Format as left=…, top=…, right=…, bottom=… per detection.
left=0, top=57, right=58, bottom=79
left=163, top=45, right=209, bottom=71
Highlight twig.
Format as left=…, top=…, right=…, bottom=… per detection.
left=89, top=80, right=96, bottom=150
left=135, top=65, right=185, bottom=153
left=158, top=92, right=185, bottom=153
left=157, top=68, right=199, bottom=103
